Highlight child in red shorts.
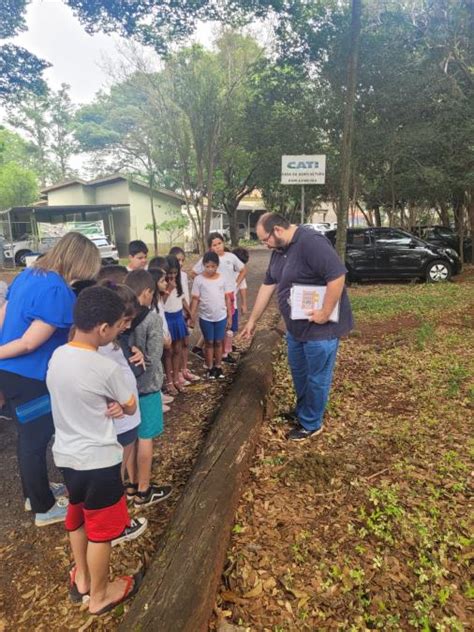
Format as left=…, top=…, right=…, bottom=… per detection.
left=46, top=286, right=145, bottom=615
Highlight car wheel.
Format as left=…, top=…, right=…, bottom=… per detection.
left=15, top=249, right=33, bottom=266
left=425, top=260, right=452, bottom=282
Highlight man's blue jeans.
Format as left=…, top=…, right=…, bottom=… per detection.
left=286, top=332, right=339, bottom=431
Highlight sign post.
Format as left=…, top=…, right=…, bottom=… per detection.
left=281, top=155, right=326, bottom=224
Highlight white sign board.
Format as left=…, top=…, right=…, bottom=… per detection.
left=281, top=154, right=326, bottom=185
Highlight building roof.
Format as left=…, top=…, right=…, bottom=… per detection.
left=41, top=173, right=185, bottom=203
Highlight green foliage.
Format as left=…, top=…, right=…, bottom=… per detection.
left=146, top=215, right=189, bottom=247
left=6, top=85, right=78, bottom=185
left=0, top=2, right=49, bottom=100
left=0, top=161, right=38, bottom=210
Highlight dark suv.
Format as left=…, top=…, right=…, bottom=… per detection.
left=410, top=226, right=472, bottom=260
left=325, top=228, right=462, bottom=282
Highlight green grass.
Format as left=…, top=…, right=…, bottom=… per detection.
left=349, top=282, right=469, bottom=321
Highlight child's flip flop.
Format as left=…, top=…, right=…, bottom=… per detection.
left=69, top=566, right=90, bottom=604
left=90, top=570, right=144, bottom=616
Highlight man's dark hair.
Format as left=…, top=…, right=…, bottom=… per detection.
left=203, top=251, right=219, bottom=266
left=97, top=264, right=128, bottom=284
left=207, top=231, right=224, bottom=248
left=169, top=246, right=185, bottom=257
left=259, top=213, right=290, bottom=233
left=149, top=255, right=168, bottom=270
left=128, top=240, right=148, bottom=256
left=125, top=269, right=155, bottom=297
left=73, top=286, right=125, bottom=332
left=232, top=247, right=249, bottom=264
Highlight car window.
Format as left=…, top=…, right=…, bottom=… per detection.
left=347, top=231, right=371, bottom=246
left=437, top=228, right=454, bottom=237
left=374, top=230, right=412, bottom=246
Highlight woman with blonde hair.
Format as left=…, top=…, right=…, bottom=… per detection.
left=0, top=232, right=101, bottom=527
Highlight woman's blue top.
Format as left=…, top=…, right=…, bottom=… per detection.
left=0, top=268, right=76, bottom=381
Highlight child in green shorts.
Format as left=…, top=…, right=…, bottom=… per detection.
left=125, top=270, right=173, bottom=508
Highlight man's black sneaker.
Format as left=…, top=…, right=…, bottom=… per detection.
left=222, top=355, right=237, bottom=364
left=206, top=368, right=216, bottom=380
left=214, top=367, right=226, bottom=380
left=282, top=410, right=299, bottom=426
left=133, top=484, right=173, bottom=508
left=288, top=426, right=324, bottom=441
left=191, top=346, right=204, bottom=359
left=112, top=517, right=148, bottom=546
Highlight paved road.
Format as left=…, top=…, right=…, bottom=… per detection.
left=0, top=247, right=272, bottom=540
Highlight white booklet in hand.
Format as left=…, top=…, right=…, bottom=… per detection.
left=290, top=284, right=340, bottom=322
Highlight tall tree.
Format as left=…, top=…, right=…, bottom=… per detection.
left=75, top=77, right=168, bottom=254
left=336, top=0, right=362, bottom=259
left=49, top=84, right=78, bottom=180
left=0, top=0, right=49, bottom=100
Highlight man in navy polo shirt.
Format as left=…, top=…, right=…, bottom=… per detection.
left=241, top=213, right=353, bottom=440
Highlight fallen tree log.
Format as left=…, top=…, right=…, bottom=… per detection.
left=120, top=327, right=282, bottom=632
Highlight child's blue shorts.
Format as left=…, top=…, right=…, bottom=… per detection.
left=199, top=317, right=227, bottom=342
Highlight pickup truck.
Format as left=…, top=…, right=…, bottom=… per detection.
left=2, top=234, right=119, bottom=266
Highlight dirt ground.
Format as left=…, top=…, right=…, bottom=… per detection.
left=0, top=249, right=278, bottom=631
left=213, top=267, right=473, bottom=632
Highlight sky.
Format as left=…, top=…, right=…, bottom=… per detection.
left=12, top=0, right=215, bottom=105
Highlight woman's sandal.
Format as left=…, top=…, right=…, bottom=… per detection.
left=69, top=566, right=90, bottom=604
left=90, top=571, right=144, bottom=616
left=125, top=482, right=138, bottom=500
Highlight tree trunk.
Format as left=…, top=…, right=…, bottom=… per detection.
left=336, top=0, right=362, bottom=261
left=228, top=207, right=239, bottom=247
left=468, top=189, right=474, bottom=264
left=356, top=202, right=373, bottom=226
left=438, top=202, right=450, bottom=227
left=374, top=205, right=382, bottom=226
left=148, top=173, right=158, bottom=255
left=120, top=328, right=281, bottom=632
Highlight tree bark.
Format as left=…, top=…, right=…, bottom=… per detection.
left=468, top=189, right=474, bottom=264
left=227, top=204, right=239, bottom=247
left=374, top=205, right=382, bottom=227
left=119, top=327, right=282, bottom=632
left=147, top=168, right=158, bottom=256
left=336, top=0, right=362, bottom=260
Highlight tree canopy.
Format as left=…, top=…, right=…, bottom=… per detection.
left=0, top=0, right=49, bottom=100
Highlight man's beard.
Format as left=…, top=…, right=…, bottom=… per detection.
left=269, top=236, right=287, bottom=251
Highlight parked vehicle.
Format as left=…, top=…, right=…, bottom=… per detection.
left=89, top=236, right=119, bottom=264
left=309, top=222, right=331, bottom=232
left=410, top=225, right=472, bottom=260
left=2, top=235, right=55, bottom=266
left=2, top=234, right=119, bottom=266
left=325, top=227, right=461, bottom=282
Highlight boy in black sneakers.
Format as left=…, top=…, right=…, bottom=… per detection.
left=125, top=270, right=173, bottom=508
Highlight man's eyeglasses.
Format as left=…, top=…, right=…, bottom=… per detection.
left=260, top=228, right=274, bottom=244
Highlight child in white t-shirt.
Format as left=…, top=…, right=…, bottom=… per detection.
left=191, top=232, right=247, bottom=363
left=190, top=251, right=232, bottom=380
left=47, top=286, right=145, bottom=615
left=98, top=282, right=144, bottom=482
left=163, top=254, right=190, bottom=394
left=169, top=246, right=200, bottom=384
